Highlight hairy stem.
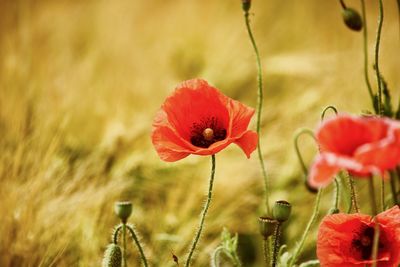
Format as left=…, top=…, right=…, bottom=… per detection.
left=185, top=155, right=216, bottom=267
left=263, top=239, right=270, bottom=267
left=244, top=10, right=270, bottom=214
left=271, top=223, right=281, bottom=267
left=127, top=225, right=149, bottom=267
left=123, top=224, right=127, bottom=267
left=348, top=174, right=360, bottom=213
left=288, top=189, right=323, bottom=267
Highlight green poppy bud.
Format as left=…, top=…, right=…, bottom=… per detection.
left=102, top=244, right=122, bottom=267
left=328, top=207, right=340, bottom=214
left=259, top=216, right=278, bottom=240
left=342, top=8, right=363, bottom=32
left=114, top=201, right=132, bottom=223
left=273, top=200, right=292, bottom=222
left=242, top=0, right=251, bottom=12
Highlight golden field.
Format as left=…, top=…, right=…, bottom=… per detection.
left=0, top=0, right=399, bottom=266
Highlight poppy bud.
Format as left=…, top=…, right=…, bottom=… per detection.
left=102, top=244, right=122, bottom=267
left=242, top=0, right=251, bottom=12
left=342, top=8, right=363, bottom=31
left=273, top=200, right=292, bottom=222
left=259, top=216, right=278, bottom=239
left=114, top=201, right=132, bottom=223
left=328, top=207, right=340, bottom=214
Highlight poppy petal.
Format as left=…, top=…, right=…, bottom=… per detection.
left=308, top=154, right=341, bottom=188
left=228, top=98, right=255, bottom=138
left=233, top=130, right=258, bottom=158
left=152, top=109, right=194, bottom=161
left=161, top=79, right=230, bottom=141
left=316, top=115, right=387, bottom=156
left=317, top=213, right=372, bottom=267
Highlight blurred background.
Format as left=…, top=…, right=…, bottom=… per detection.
left=0, top=0, right=399, bottom=266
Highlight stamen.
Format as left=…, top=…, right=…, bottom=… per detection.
left=202, top=128, right=214, bottom=141
left=360, top=236, right=371, bottom=247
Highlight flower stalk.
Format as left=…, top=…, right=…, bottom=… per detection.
left=375, top=0, right=384, bottom=115
left=243, top=5, right=271, bottom=214
left=185, top=155, right=216, bottom=267
left=288, top=189, right=322, bottom=267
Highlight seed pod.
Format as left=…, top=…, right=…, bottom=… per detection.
left=102, top=244, right=122, bottom=267
left=342, top=8, right=363, bottom=32
left=114, top=201, right=132, bottom=223
left=273, top=200, right=292, bottom=222
left=328, top=207, right=340, bottom=214
left=242, top=0, right=251, bottom=12
left=259, top=216, right=278, bottom=239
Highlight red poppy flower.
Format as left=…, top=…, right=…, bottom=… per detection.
left=151, top=79, right=258, bottom=162
left=308, top=115, right=400, bottom=188
left=317, top=205, right=400, bottom=267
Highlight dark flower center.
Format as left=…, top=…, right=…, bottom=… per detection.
left=351, top=226, right=384, bottom=260
left=190, top=117, right=227, bottom=148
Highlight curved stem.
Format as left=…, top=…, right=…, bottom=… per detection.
left=211, top=246, right=224, bottom=267
left=293, top=128, right=317, bottom=177
left=360, top=0, right=375, bottom=108
left=244, top=10, right=270, bottom=214
left=375, top=0, right=384, bottom=115
left=321, top=105, right=338, bottom=121
left=113, top=224, right=123, bottom=244
left=271, top=223, right=281, bottom=267
left=127, top=225, right=149, bottom=267
left=288, top=189, right=323, bottom=267
left=185, top=155, right=216, bottom=267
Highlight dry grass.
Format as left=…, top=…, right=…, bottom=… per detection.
left=0, top=0, right=399, bottom=266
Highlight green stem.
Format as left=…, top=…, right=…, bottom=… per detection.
left=185, top=155, right=216, bottom=267
left=293, top=128, right=318, bottom=191
left=244, top=10, right=270, bottom=214
left=123, top=223, right=127, bottom=267
left=360, top=0, right=375, bottom=108
left=390, top=171, right=398, bottom=205
left=397, top=0, right=400, bottom=40
left=348, top=174, right=360, bottom=213
left=271, top=223, right=281, bottom=267
left=339, top=0, right=347, bottom=9
left=321, top=105, right=338, bottom=121
left=211, top=246, right=224, bottom=267
left=368, top=177, right=378, bottom=216
left=263, top=239, right=270, bottom=267
left=380, top=178, right=385, bottom=211
left=371, top=220, right=380, bottom=267
left=367, top=177, right=381, bottom=267
left=375, top=0, right=384, bottom=115
left=126, top=225, right=149, bottom=267
left=332, top=178, right=340, bottom=211
left=288, top=189, right=323, bottom=267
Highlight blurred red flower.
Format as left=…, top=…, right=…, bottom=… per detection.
left=152, top=79, right=258, bottom=162
left=308, top=115, right=400, bottom=188
left=317, top=205, right=400, bottom=267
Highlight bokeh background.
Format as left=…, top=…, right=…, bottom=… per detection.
left=0, top=0, right=399, bottom=266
